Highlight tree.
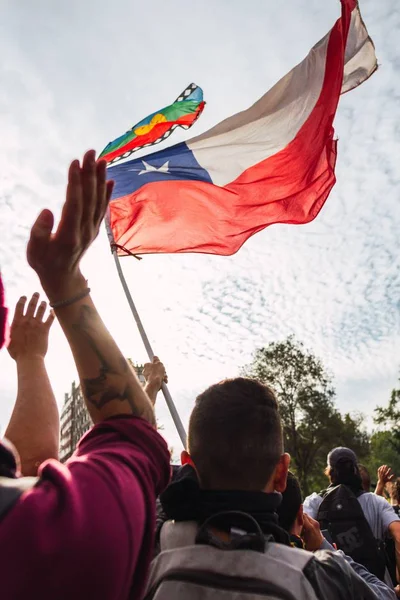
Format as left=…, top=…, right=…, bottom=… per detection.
left=242, top=336, right=369, bottom=495
left=374, top=376, right=400, bottom=455
left=334, top=412, right=370, bottom=458
left=366, top=431, right=400, bottom=482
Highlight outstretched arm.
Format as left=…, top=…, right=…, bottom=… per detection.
left=5, top=294, right=58, bottom=475
left=27, top=150, right=155, bottom=426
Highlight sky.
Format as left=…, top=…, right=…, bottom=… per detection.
left=0, top=0, right=399, bottom=453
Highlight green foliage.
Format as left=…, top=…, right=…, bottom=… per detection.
left=242, top=336, right=369, bottom=495
left=365, top=431, right=400, bottom=482
left=374, top=377, right=400, bottom=454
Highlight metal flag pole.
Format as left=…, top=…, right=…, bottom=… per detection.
left=105, top=214, right=187, bottom=448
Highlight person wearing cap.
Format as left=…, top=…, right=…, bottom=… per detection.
left=304, top=446, right=400, bottom=589
left=278, top=473, right=397, bottom=599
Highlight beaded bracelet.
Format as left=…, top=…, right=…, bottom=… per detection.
left=50, top=287, right=91, bottom=309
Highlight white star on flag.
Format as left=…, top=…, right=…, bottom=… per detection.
left=138, top=160, right=170, bottom=176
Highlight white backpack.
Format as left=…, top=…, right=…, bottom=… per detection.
left=145, top=512, right=319, bottom=600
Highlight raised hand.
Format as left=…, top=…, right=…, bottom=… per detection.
left=27, top=150, right=114, bottom=302
left=377, top=465, right=395, bottom=486
left=25, top=150, right=155, bottom=426
left=302, top=513, right=324, bottom=552
left=143, top=356, right=168, bottom=406
left=143, top=356, right=168, bottom=386
left=5, top=293, right=59, bottom=475
left=8, top=293, right=55, bottom=361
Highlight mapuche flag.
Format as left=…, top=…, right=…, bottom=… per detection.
left=108, top=0, right=377, bottom=257
left=100, top=83, right=205, bottom=165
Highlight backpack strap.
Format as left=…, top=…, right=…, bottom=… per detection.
left=160, top=520, right=199, bottom=551
left=195, top=510, right=266, bottom=553
left=160, top=511, right=267, bottom=554
left=318, top=485, right=344, bottom=522
left=0, top=476, right=39, bottom=521
left=318, top=486, right=365, bottom=521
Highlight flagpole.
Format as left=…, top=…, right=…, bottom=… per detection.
left=105, top=214, right=187, bottom=448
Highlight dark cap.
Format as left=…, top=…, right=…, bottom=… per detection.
left=327, top=447, right=358, bottom=468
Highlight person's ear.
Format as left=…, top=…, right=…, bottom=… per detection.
left=181, top=450, right=195, bottom=467
left=273, top=453, right=291, bottom=492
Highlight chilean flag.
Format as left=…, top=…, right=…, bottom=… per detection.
left=108, top=0, right=377, bottom=257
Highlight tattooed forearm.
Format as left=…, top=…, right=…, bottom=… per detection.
left=71, top=304, right=155, bottom=425
left=81, top=368, right=149, bottom=419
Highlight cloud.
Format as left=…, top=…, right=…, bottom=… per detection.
left=1, top=0, right=399, bottom=451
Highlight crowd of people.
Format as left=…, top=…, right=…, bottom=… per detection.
left=0, top=151, right=399, bottom=599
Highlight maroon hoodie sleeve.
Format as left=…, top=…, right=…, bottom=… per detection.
left=0, top=417, right=171, bottom=600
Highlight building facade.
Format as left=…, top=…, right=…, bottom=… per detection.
left=59, top=361, right=145, bottom=462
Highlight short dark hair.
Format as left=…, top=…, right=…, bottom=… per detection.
left=188, top=377, right=283, bottom=490
left=327, top=459, right=363, bottom=492
left=277, top=472, right=302, bottom=533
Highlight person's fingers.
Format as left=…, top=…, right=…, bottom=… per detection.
left=12, top=296, right=27, bottom=325
left=95, top=179, right=115, bottom=231
left=153, top=356, right=160, bottom=363
left=94, top=159, right=107, bottom=225
left=164, top=375, right=169, bottom=384
left=35, top=300, right=47, bottom=322
left=106, top=179, right=114, bottom=203
left=27, top=210, right=54, bottom=269
left=45, top=310, right=55, bottom=329
left=26, top=293, right=40, bottom=319
left=303, top=513, right=318, bottom=529
left=81, top=150, right=97, bottom=227
left=106, top=179, right=114, bottom=210
left=57, top=159, right=83, bottom=243
left=302, top=514, right=311, bottom=527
